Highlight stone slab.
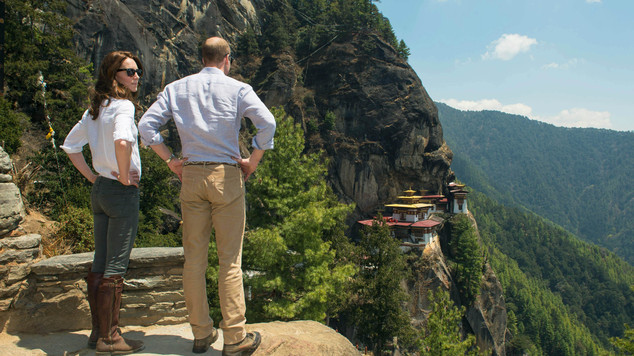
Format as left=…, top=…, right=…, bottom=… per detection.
left=31, top=247, right=184, bottom=275
left=0, top=234, right=41, bottom=250
left=0, top=247, right=40, bottom=264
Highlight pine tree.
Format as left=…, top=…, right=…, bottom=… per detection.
left=450, top=214, right=484, bottom=304
left=418, top=287, right=479, bottom=355
left=352, top=217, right=415, bottom=354
left=221, top=107, right=357, bottom=322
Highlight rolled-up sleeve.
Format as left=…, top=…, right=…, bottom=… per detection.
left=239, top=88, right=276, bottom=150
left=60, top=111, right=89, bottom=153
left=138, top=90, right=173, bottom=146
left=113, top=101, right=136, bottom=142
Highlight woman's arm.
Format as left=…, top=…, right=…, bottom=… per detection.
left=114, top=139, right=138, bottom=187
left=67, top=152, right=98, bottom=183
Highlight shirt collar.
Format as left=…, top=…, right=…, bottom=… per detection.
left=201, top=66, right=224, bottom=75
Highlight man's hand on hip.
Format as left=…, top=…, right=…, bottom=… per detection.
left=232, top=149, right=264, bottom=181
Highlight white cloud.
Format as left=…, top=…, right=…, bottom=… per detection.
left=538, top=108, right=612, bottom=129
left=542, top=58, right=579, bottom=70
left=482, top=34, right=538, bottom=61
left=440, top=98, right=533, bottom=117
left=440, top=99, right=613, bottom=129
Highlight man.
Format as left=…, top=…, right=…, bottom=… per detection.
left=138, top=37, right=275, bottom=356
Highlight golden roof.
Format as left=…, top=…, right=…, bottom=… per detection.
left=385, top=203, right=433, bottom=209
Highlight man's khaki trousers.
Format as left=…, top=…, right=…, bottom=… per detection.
left=180, top=164, right=247, bottom=344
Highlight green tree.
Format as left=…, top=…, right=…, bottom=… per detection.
left=0, top=96, right=29, bottom=153
left=5, top=0, right=92, bottom=218
left=611, top=323, right=634, bottom=355
left=397, top=39, right=411, bottom=61
left=352, top=217, right=415, bottom=354
left=135, top=147, right=182, bottom=247
left=449, top=214, right=484, bottom=304
left=418, top=287, right=479, bottom=356
left=212, top=107, right=356, bottom=323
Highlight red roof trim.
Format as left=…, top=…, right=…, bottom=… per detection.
left=410, top=220, right=441, bottom=227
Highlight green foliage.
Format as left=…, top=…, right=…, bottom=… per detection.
left=28, top=148, right=92, bottom=217
left=52, top=205, right=94, bottom=253
left=349, top=217, right=416, bottom=354
left=234, top=107, right=356, bottom=322
left=236, top=27, right=261, bottom=57
left=610, top=324, right=634, bottom=355
left=418, top=287, right=479, bottom=356
left=470, top=191, right=631, bottom=354
left=448, top=214, right=484, bottom=304
left=5, top=0, right=93, bottom=218
left=135, top=147, right=181, bottom=247
left=397, top=39, right=411, bottom=61
left=261, top=7, right=297, bottom=53
left=437, top=102, right=634, bottom=264
left=5, top=0, right=91, bottom=130
left=0, top=97, right=29, bottom=154
left=267, top=0, right=411, bottom=60
left=323, top=110, right=336, bottom=131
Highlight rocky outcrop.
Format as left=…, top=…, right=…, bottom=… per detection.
left=0, top=147, right=23, bottom=236
left=300, top=33, right=453, bottom=214
left=434, top=214, right=508, bottom=356
left=0, top=320, right=360, bottom=355
left=252, top=320, right=361, bottom=355
left=467, top=266, right=508, bottom=356
left=404, top=217, right=508, bottom=356
left=0, top=147, right=37, bottom=315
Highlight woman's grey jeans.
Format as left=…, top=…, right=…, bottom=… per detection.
left=90, top=176, right=139, bottom=277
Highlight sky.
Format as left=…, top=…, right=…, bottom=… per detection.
left=374, top=0, right=634, bottom=132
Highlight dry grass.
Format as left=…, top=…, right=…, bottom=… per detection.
left=18, top=210, right=72, bottom=257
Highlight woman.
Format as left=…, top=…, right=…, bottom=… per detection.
left=61, top=51, right=145, bottom=355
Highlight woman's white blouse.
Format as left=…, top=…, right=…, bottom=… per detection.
left=61, top=98, right=142, bottom=180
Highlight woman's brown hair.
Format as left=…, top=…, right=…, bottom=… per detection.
left=89, top=51, right=143, bottom=119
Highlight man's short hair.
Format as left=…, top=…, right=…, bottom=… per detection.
left=202, top=37, right=230, bottom=65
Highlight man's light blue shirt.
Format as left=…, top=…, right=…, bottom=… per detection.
left=138, top=67, right=275, bottom=163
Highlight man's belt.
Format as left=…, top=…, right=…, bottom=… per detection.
left=183, top=161, right=240, bottom=168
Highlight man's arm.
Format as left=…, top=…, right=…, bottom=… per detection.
left=235, top=88, right=276, bottom=181
left=139, top=90, right=188, bottom=180
left=148, top=142, right=187, bottom=181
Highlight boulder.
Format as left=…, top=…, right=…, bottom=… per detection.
left=250, top=320, right=360, bottom=356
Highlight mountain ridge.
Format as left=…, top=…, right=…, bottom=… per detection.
left=437, top=102, right=634, bottom=264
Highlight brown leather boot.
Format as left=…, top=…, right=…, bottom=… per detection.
left=95, top=275, right=144, bottom=355
left=86, top=272, right=103, bottom=349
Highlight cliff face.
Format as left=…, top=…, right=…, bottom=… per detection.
left=66, top=0, right=264, bottom=101
left=298, top=33, right=453, bottom=214
left=66, top=0, right=453, bottom=215
left=409, top=220, right=508, bottom=356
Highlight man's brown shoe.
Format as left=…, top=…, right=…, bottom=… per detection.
left=222, top=331, right=261, bottom=356
left=193, top=328, right=219, bottom=353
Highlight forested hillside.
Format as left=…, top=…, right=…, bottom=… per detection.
left=437, top=102, right=634, bottom=264
left=470, top=191, right=634, bottom=354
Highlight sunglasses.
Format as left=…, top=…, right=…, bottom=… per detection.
left=117, top=68, right=143, bottom=77
left=227, top=54, right=234, bottom=63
